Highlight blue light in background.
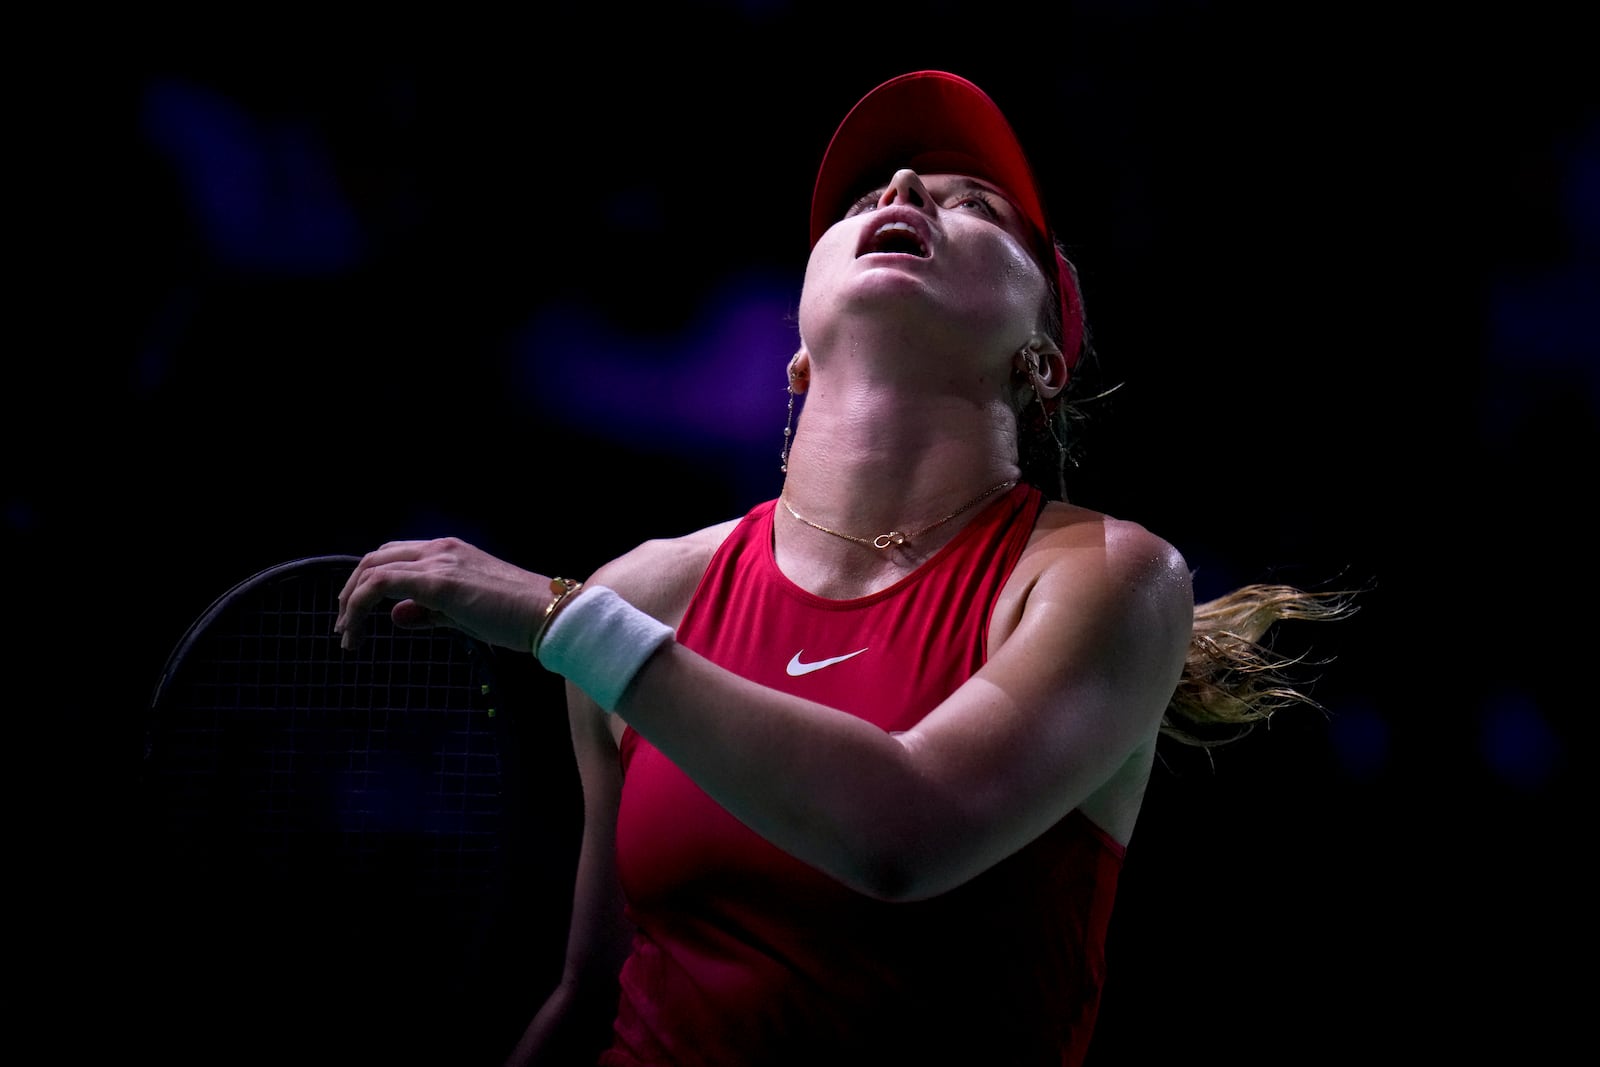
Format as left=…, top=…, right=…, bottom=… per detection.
left=1328, top=698, right=1390, bottom=782
left=1478, top=688, right=1560, bottom=792
left=509, top=272, right=803, bottom=497
left=1483, top=116, right=1600, bottom=426
left=141, top=77, right=364, bottom=276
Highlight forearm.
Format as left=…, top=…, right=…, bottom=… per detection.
left=613, top=640, right=964, bottom=901
left=538, top=580, right=1143, bottom=903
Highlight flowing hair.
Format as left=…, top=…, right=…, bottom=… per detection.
left=1164, top=583, right=1359, bottom=747
left=1021, top=246, right=1361, bottom=747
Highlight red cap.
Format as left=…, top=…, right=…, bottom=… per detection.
left=809, top=70, right=1084, bottom=368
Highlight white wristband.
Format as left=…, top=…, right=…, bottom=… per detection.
left=536, top=585, right=674, bottom=713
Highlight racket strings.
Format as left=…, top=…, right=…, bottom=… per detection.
left=144, top=560, right=506, bottom=899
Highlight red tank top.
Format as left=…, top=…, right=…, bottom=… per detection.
left=603, top=483, right=1124, bottom=1067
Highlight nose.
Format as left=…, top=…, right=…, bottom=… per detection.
left=877, top=169, right=931, bottom=212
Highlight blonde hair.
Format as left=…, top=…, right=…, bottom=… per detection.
left=1164, top=583, right=1361, bottom=748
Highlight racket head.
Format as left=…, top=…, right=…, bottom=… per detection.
left=134, top=554, right=536, bottom=1063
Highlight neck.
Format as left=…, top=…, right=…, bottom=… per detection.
left=777, top=382, right=1021, bottom=564
left=783, top=477, right=1016, bottom=550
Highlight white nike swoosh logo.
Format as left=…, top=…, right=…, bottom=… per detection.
left=786, top=648, right=869, bottom=677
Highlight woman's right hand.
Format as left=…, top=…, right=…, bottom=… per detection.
left=334, top=536, right=556, bottom=653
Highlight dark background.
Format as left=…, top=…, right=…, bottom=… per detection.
left=21, top=2, right=1594, bottom=1062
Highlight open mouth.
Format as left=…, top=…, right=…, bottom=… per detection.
left=859, top=220, right=930, bottom=258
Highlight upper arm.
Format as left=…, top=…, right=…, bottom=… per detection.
left=544, top=522, right=735, bottom=987
left=892, top=517, right=1193, bottom=882
left=555, top=679, right=632, bottom=989
left=584, top=519, right=740, bottom=629
left=499, top=684, right=631, bottom=1067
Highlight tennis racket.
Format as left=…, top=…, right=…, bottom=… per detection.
left=133, top=554, right=543, bottom=1065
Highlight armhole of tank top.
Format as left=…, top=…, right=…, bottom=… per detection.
left=1071, top=809, right=1129, bottom=860
left=980, top=485, right=1048, bottom=662
left=625, top=504, right=774, bottom=767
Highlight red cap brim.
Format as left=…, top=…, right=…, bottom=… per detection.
left=809, top=71, right=1084, bottom=367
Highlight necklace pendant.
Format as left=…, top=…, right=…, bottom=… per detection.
left=874, top=531, right=906, bottom=550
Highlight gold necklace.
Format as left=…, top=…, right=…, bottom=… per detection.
left=781, top=478, right=1017, bottom=550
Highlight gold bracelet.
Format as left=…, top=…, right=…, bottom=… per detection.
left=531, top=577, right=583, bottom=658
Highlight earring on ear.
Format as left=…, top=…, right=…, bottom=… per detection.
left=1016, top=342, right=1066, bottom=457
left=781, top=355, right=807, bottom=474
left=1014, top=343, right=1043, bottom=385
left=1022, top=349, right=1041, bottom=380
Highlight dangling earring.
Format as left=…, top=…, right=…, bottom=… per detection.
left=780, top=385, right=795, bottom=474
left=1018, top=347, right=1041, bottom=380
left=781, top=354, right=807, bottom=474
left=1017, top=343, right=1066, bottom=457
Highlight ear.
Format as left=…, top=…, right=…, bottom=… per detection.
left=788, top=346, right=812, bottom=395
left=1022, top=334, right=1067, bottom=399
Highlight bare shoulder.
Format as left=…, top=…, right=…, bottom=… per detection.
left=997, top=505, right=1195, bottom=842
left=584, top=516, right=744, bottom=628
left=1031, top=502, right=1189, bottom=598
left=995, top=501, right=1193, bottom=649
